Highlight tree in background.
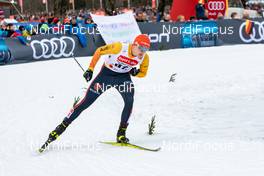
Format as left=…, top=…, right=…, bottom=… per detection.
left=54, top=0, right=69, bottom=16
left=14, top=0, right=173, bottom=15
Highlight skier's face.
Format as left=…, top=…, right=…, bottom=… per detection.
left=132, top=44, right=149, bottom=57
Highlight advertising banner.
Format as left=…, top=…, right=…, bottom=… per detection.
left=138, top=22, right=182, bottom=50
left=2, top=18, right=264, bottom=66
left=205, top=0, right=228, bottom=19
left=4, top=34, right=99, bottom=64
left=216, top=19, right=264, bottom=45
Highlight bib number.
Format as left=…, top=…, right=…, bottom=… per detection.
left=114, top=61, right=129, bottom=70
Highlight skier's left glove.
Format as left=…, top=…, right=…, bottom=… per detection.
left=83, top=69, right=93, bottom=82
left=130, top=67, right=140, bottom=76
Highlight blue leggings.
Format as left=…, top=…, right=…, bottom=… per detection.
left=65, top=66, right=134, bottom=126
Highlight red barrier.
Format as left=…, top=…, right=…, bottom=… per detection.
left=170, top=0, right=228, bottom=21
left=170, top=0, right=198, bottom=21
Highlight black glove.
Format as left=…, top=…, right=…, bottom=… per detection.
left=83, top=69, right=93, bottom=82
left=130, top=67, right=140, bottom=76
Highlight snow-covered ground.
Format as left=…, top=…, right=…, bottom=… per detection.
left=0, top=44, right=264, bottom=176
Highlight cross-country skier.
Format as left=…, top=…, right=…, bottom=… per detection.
left=42, top=34, right=150, bottom=147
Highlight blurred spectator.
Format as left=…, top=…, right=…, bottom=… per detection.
left=6, top=24, right=16, bottom=37
left=163, top=13, right=172, bottom=22
left=196, top=0, right=206, bottom=20
left=217, top=13, right=224, bottom=20
left=19, top=26, right=31, bottom=38
left=245, top=1, right=264, bottom=17
left=0, top=21, right=7, bottom=31
left=84, top=17, right=96, bottom=28
left=135, top=11, right=146, bottom=22
left=85, top=18, right=93, bottom=25
left=242, top=11, right=250, bottom=19
left=63, top=18, right=71, bottom=25
left=204, top=9, right=209, bottom=20
left=149, top=15, right=157, bottom=23
left=190, top=16, right=196, bottom=21
left=52, top=17, right=60, bottom=25
left=38, top=17, right=49, bottom=33
left=71, top=18, right=78, bottom=27
left=230, top=0, right=243, bottom=8
left=177, top=15, right=185, bottom=22
left=231, top=12, right=240, bottom=19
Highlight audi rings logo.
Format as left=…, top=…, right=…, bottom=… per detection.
left=208, top=1, right=225, bottom=11
left=239, top=21, right=264, bottom=43
left=0, top=50, right=11, bottom=63
left=30, top=36, right=75, bottom=60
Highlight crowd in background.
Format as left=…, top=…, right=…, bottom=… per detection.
left=0, top=5, right=172, bottom=40
left=0, top=5, right=172, bottom=23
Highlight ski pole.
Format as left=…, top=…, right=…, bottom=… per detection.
left=72, top=53, right=85, bottom=72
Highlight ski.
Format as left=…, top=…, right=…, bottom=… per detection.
left=39, top=140, right=161, bottom=153
left=99, top=141, right=161, bottom=152
left=38, top=139, right=53, bottom=153
left=38, top=141, right=49, bottom=153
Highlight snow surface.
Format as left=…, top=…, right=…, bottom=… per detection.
left=0, top=44, right=264, bottom=176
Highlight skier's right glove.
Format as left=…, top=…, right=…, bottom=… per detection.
left=83, top=69, right=93, bottom=82
left=130, top=67, right=140, bottom=76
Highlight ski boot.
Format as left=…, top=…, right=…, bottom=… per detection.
left=39, top=118, right=70, bottom=153
left=116, top=123, right=129, bottom=143
left=48, top=118, right=70, bottom=143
